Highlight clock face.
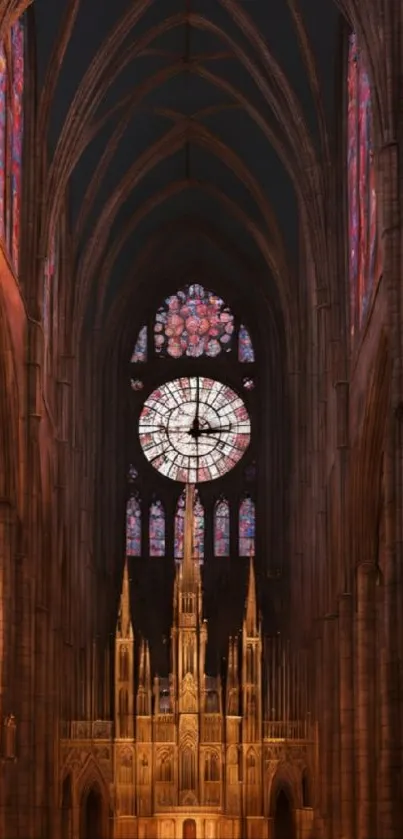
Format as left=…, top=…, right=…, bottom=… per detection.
left=138, top=376, right=251, bottom=483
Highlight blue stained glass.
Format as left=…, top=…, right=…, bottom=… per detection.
left=149, top=499, right=165, bottom=556
left=238, top=325, right=255, bottom=363
left=174, top=489, right=204, bottom=560
left=239, top=497, right=255, bottom=555
left=126, top=495, right=141, bottom=556
left=131, top=325, right=147, bottom=362
left=214, top=499, right=230, bottom=556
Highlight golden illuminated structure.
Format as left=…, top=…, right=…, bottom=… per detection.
left=60, top=487, right=314, bottom=838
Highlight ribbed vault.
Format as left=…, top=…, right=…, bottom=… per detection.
left=27, top=0, right=346, bottom=360
left=21, top=0, right=346, bottom=634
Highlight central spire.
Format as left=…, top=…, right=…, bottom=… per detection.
left=245, top=553, right=258, bottom=636
left=181, top=483, right=199, bottom=583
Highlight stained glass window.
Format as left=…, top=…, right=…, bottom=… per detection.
left=131, top=378, right=144, bottom=391
left=0, top=20, right=24, bottom=269
left=194, top=492, right=204, bottom=559
left=128, top=465, right=138, bottom=482
left=154, top=283, right=234, bottom=358
left=239, top=497, right=255, bottom=556
left=175, top=489, right=204, bottom=559
left=126, top=495, right=141, bottom=556
left=243, top=377, right=254, bottom=391
left=149, top=499, right=165, bottom=556
left=238, top=324, right=255, bottom=363
left=139, top=377, right=251, bottom=484
left=0, top=42, right=7, bottom=242
left=214, top=498, right=230, bottom=556
left=132, top=326, right=147, bottom=362
left=347, top=33, right=379, bottom=336
left=10, top=19, right=24, bottom=271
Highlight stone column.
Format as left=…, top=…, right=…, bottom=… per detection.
left=322, top=614, right=338, bottom=839
left=355, top=561, right=375, bottom=839
left=338, top=593, right=354, bottom=839
left=378, top=134, right=402, bottom=839
left=0, top=502, right=15, bottom=838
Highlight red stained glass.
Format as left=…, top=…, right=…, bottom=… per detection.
left=154, top=284, right=234, bottom=358
left=0, top=42, right=6, bottom=242
left=239, top=497, right=255, bottom=556
left=149, top=499, right=165, bottom=556
left=10, top=20, right=24, bottom=271
left=214, top=499, right=230, bottom=556
left=174, top=489, right=204, bottom=560
left=0, top=20, right=24, bottom=270
left=126, top=495, right=141, bottom=556
left=347, top=33, right=380, bottom=337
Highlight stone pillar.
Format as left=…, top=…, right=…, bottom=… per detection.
left=322, top=614, right=338, bottom=839
left=355, top=562, right=375, bottom=839
left=0, top=502, right=16, bottom=839
left=379, top=134, right=403, bottom=839
left=338, top=593, right=354, bottom=839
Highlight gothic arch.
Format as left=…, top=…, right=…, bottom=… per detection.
left=268, top=763, right=300, bottom=816
left=272, top=786, right=296, bottom=839
left=60, top=774, right=73, bottom=839
left=77, top=762, right=110, bottom=839
left=76, top=754, right=110, bottom=821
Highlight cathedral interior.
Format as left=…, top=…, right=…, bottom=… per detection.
left=0, top=0, right=402, bottom=837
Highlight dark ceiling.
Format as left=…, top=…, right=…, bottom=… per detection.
left=33, top=0, right=342, bottom=339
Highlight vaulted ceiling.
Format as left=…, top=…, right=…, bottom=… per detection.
left=34, top=0, right=342, bottom=345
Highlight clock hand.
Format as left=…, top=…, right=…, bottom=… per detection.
left=190, top=377, right=201, bottom=436
left=198, top=425, right=233, bottom=435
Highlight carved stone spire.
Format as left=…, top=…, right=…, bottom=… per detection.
left=116, top=558, right=133, bottom=640
left=181, top=483, right=197, bottom=583
left=244, top=554, right=258, bottom=637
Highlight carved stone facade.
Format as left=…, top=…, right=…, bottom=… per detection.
left=61, top=489, right=313, bottom=838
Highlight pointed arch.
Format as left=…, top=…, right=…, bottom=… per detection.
left=238, top=324, right=255, bottom=363
left=131, top=324, right=147, bottom=362
left=347, top=31, right=380, bottom=337
left=239, top=497, right=255, bottom=556
left=214, top=498, right=230, bottom=556
left=149, top=498, right=165, bottom=556
left=61, top=774, right=73, bottom=839
left=126, top=495, right=141, bottom=556
left=79, top=783, right=107, bottom=839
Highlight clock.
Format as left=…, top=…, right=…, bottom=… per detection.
left=138, top=376, right=251, bottom=483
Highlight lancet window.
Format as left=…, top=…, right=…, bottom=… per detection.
left=0, top=18, right=24, bottom=272
left=347, top=32, right=381, bottom=336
